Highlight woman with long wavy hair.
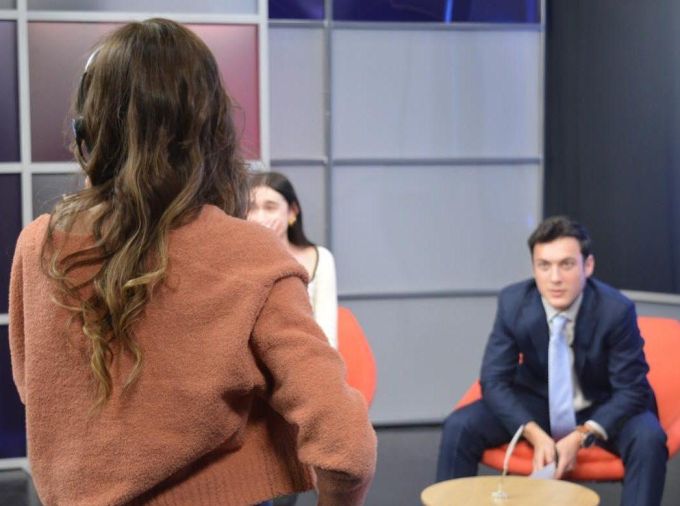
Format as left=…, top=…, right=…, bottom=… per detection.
left=8, top=18, right=375, bottom=506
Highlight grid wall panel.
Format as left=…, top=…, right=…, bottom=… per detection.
left=269, top=27, right=325, bottom=159
left=27, top=0, right=256, bottom=13
left=343, top=296, right=498, bottom=424
left=32, top=173, right=85, bottom=218
left=332, top=164, right=540, bottom=294
left=0, top=174, right=21, bottom=314
left=332, top=29, right=541, bottom=159
left=29, top=22, right=260, bottom=162
left=0, top=21, right=19, bottom=162
left=275, top=164, right=326, bottom=246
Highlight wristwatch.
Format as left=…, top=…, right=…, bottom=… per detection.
left=575, top=425, right=598, bottom=448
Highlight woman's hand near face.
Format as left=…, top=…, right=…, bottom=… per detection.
left=260, top=216, right=286, bottom=236
left=247, top=186, right=290, bottom=242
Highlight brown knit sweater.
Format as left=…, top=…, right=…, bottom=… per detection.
left=8, top=205, right=376, bottom=506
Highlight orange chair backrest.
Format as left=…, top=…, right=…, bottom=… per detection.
left=337, top=306, right=377, bottom=406
left=638, top=316, right=680, bottom=455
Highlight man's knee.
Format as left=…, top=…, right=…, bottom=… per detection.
left=620, top=412, right=668, bottom=459
left=633, top=423, right=667, bottom=456
left=442, top=404, right=484, bottom=439
left=443, top=407, right=465, bottom=428
left=437, top=403, right=493, bottom=479
left=638, top=424, right=666, bottom=447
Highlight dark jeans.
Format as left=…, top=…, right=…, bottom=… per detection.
left=273, top=494, right=298, bottom=506
left=436, top=395, right=668, bottom=506
left=257, top=492, right=298, bottom=506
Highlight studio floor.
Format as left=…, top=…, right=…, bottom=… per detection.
left=2, top=425, right=678, bottom=506
left=302, top=425, right=680, bottom=506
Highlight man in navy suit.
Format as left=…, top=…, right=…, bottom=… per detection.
left=436, top=216, right=667, bottom=506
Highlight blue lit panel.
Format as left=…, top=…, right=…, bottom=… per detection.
left=334, top=0, right=540, bottom=23
left=0, top=325, right=26, bottom=458
left=269, top=0, right=324, bottom=20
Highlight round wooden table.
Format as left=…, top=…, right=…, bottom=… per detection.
left=421, top=476, right=599, bottom=506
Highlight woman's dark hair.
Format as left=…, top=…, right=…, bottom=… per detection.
left=528, top=215, right=592, bottom=259
left=249, top=171, right=314, bottom=247
left=42, top=18, right=249, bottom=409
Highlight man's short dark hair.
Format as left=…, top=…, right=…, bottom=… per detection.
left=528, top=216, right=592, bottom=259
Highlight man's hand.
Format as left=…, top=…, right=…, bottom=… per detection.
left=523, top=422, right=557, bottom=472
left=554, top=431, right=582, bottom=479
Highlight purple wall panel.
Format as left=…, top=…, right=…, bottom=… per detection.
left=0, top=325, right=26, bottom=458
left=27, top=0, right=255, bottom=12
left=0, top=22, right=20, bottom=162
left=29, top=22, right=260, bottom=162
left=192, top=24, right=260, bottom=159
left=0, top=174, right=22, bottom=314
left=29, top=22, right=117, bottom=162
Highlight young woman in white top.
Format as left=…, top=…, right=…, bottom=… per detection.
left=248, top=172, right=338, bottom=349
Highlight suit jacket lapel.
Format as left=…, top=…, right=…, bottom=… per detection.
left=523, top=288, right=550, bottom=371
left=574, top=281, right=597, bottom=375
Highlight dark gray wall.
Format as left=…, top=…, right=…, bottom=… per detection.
left=545, top=0, right=680, bottom=294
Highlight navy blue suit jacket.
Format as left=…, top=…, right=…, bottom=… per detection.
left=480, top=277, right=656, bottom=439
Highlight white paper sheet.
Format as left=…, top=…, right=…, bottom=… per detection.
left=529, top=461, right=556, bottom=479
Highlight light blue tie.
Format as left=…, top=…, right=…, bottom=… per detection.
left=548, top=314, right=576, bottom=439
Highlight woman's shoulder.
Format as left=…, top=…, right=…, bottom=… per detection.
left=306, top=246, right=335, bottom=283
left=23, top=213, right=50, bottom=233
left=180, top=205, right=308, bottom=280
left=16, top=214, right=50, bottom=249
left=182, top=205, right=278, bottom=247
left=315, top=245, right=335, bottom=266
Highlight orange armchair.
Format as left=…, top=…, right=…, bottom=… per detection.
left=455, top=316, right=680, bottom=480
left=337, top=306, right=377, bottom=406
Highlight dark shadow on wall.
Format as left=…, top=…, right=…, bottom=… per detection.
left=544, top=0, right=680, bottom=294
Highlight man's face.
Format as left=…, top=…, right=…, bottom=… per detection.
left=532, top=237, right=594, bottom=311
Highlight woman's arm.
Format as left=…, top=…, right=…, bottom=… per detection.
left=251, top=274, right=375, bottom=505
left=8, top=232, right=26, bottom=404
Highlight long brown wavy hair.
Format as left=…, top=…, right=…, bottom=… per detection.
left=42, top=18, right=249, bottom=409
